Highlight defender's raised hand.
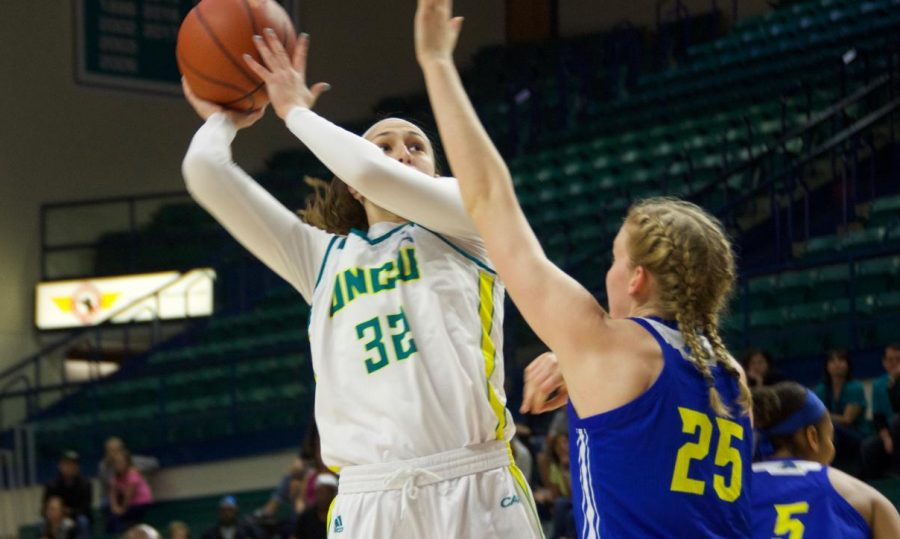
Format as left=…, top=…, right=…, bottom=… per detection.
left=415, top=0, right=464, bottom=65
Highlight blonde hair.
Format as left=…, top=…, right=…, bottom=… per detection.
left=624, top=197, right=750, bottom=417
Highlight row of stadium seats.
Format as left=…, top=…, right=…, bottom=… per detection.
left=90, top=0, right=897, bottom=277
left=31, top=0, right=900, bottom=468
left=31, top=352, right=312, bottom=462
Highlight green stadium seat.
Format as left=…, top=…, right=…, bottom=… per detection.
left=856, top=256, right=899, bottom=295
left=841, top=227, right=885, bottom=252
left=868, top=194, right=900, bottom=228
left=812, top=264, right=850, bottom=299
left=777, top=270, right=814, bottom=304
left=748, top=275, right=778, bottom=310
left=751, top=307, right=789, bottom=329
left=803, top=234, right=841, bottom=258
left=789, top=302, right=828, bottom=324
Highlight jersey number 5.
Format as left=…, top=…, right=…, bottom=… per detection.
left=773, top=502, right=809, bottom=539
left=670, top=407, right=744, bottom=502
left=356, top=308, right=418, bottom=374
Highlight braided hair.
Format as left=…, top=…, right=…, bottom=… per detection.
left=624, top=197, right=750, bottom=418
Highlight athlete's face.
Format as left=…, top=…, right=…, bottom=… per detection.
left=810, top=416, right=836, bottom=465
left=606, top=226, right=636, bottom=318
left=364, top=119, right=437, bottom=177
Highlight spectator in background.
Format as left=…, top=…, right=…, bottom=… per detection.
left=43, top=451, right=92, bottom=538
left=202, top=496, right=262, bottom=539
left=166, top=521, right=190, bottom=539
left=292, top=474, right=337, bottom=539
left=203, top=496, right=263, bottom=539
left=39, top=496, right=78, bottom=539
left=106, top=450, right=153, bottom=534
left=741, top=348, right=784, bottom=388
left=123, top=525, right=160, bottom=539
left=257, top=421, right=325, bottom=536
left=99, top=437, right=159, bottom=508
left=814, top=349, right=871, bottom=474
left=533, top=410, right=574, bottom=539
left=862, top=343, right=900, bottom=479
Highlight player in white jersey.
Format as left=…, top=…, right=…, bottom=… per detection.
left=181, top=31, right=541, bottom=539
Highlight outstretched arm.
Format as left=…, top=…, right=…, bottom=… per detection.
left=244, top=31, right=479, bottom=241
left=181, top=81, right=333, bottom=303
left=414, top=0, right=608, bottom=360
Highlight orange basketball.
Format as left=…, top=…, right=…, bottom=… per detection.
left=177, top=0, right=297, bottom=112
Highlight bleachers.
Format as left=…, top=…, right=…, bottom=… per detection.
left=16, top=0, right=900, bottom=476
left=19, top=488, right=275, bottom=539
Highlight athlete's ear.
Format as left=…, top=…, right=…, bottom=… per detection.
left=805, top=424, right=820, bottom=455
left=628, top=265, right=651, bottom=299
left=347, top=185, right=364, bottom=203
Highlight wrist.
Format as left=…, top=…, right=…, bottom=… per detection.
left=419, top=56, right=455, bottom=71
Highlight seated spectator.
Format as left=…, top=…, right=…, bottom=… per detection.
left=98, top=437, right=159, bottom=512
left=257, top=421, right=327, bottom=537
left=814, top=349, right=871, bottom=475
left=533, top=410, right=574, bottom=539
left=43, top=450, right=92, bottom=538
left=167, top=521, right=190, bottom=539
left=106, top=451, right=154, bottom=534
left=123, top=525, right=160, bottom=539
left=258, top=457, right=310, bottom=521
left=510, top=434, right=534, bottom=486
left=202, top=496, right=262, bottom=539
left=741, top=348, right=784, bottom=388
left=862, top=343, right=900, bottom=479
left=292, top=474, right=337, bottom=539
left=39, top=496, right=78, bottom=539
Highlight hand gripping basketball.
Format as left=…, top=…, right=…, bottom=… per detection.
left=243, top=30, right=331, bottom=120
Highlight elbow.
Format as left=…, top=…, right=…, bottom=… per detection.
left=181, top=151, right=221, bottom=198
left=338, top=153, right=392, bottom=192
left=466, top=169, right=516, bottom=215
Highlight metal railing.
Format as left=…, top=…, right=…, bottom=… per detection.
left=0, top=270, right=216, bottom=432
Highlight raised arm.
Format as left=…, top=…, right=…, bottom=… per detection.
left=181, top=82, right=333, bottom=303
left=413, top=0, right=608, bottom=359
left=243, top=31, right=478, bottom=241
left=284, top=107, right=478, bottom=241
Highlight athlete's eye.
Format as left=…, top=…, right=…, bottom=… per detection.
left=408, top=143, right=424, bottom=152
left=379, top=144, right=391, bottom=153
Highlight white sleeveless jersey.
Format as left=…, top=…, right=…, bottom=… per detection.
left=308, top=222, right=514, bottom=470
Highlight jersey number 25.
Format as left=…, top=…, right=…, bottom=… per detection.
left=670, top=407, right=745, bottom=502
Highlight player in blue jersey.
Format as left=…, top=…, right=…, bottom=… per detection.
left=752, top=382, right=900, bottom=538
left=415, top=1, right=752, bottom=537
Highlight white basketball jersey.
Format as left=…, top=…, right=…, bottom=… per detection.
left=308, top=222, right=514, bottom=470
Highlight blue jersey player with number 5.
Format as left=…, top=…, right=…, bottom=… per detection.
left=751, top=382, right=900, bottom=538
left=414, top=0, right=754, bottom=536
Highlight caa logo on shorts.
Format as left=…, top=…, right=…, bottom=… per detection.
left=501, top=494, right=520, bottom=508
left=334, top=515, right=344, bottom=533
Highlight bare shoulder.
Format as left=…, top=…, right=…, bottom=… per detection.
left=564, top=317, right=663, bottom=418
left=828, top=467, right=875, bottom=521
left=827, top=466, right=900, bottom=532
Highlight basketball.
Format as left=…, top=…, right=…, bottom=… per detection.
left=176, top=0, right=297, bottom=112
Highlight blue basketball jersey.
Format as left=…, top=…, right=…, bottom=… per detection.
left=567, top=317, right=752, bottom=538
left=751, top=459, right=870, bottom=539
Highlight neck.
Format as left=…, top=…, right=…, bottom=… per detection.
left=364, top=203, right=407, bottom=227
left=770, top=448, right=815, bottom=461
left=832, top=376, right=846, bottom=387
left=629, top=305, right=665, bottom=319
